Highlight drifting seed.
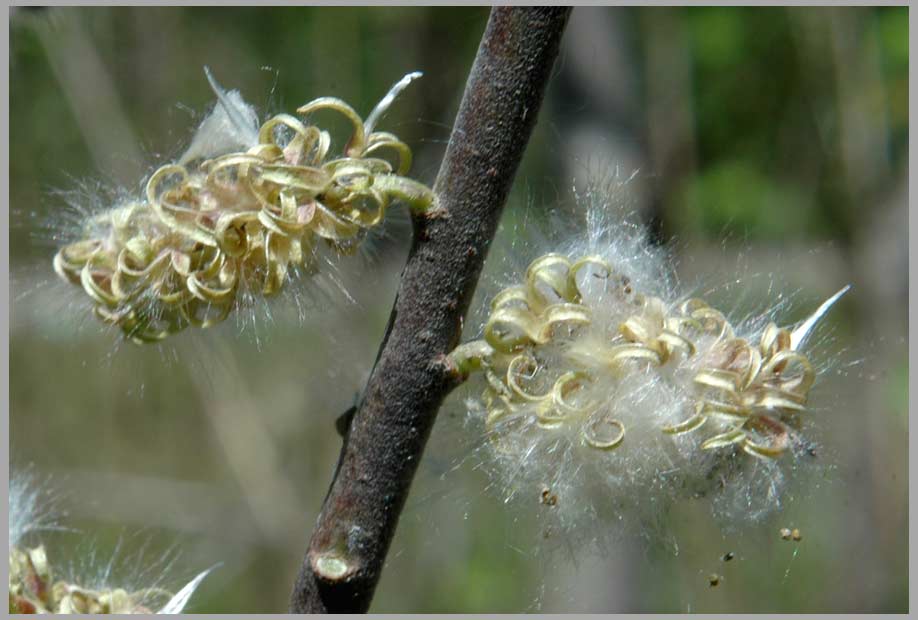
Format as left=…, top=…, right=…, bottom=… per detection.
left=708, top=573, right=721, bottom=587
left=540, top=487, right=558, bottom=507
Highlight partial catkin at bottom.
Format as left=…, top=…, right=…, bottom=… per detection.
left=8, top=471, right=211, bottom=614
left=9, top=543, right=161, bottom=613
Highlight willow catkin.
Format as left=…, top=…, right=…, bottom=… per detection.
left=449, top=178, right=849, bottom=541
left=454, top=254, right=843, bottom=458
left=53, top=70, right=434, bottom=344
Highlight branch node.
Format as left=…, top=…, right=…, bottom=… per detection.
left=447, top=340, right=494, bottom=379
left=310, top=551, right=357, bottom=583
left=430, top=352, right=461, bottom=381
left=421, top=205, right=450, bottom=221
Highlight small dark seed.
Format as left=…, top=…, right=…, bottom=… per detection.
left=540, top=487, right=558, bottom=507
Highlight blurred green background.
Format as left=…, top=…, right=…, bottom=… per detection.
left=9, top=6, right=907, bottom=613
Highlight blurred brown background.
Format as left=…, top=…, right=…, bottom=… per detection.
left=9, top=6, right=907, bottom=612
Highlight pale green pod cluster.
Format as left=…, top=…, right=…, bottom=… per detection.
left=53, top=73, right=434, bottom=344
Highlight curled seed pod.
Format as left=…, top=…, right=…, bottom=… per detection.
left=449, top=176, right=849, bottom=544
left=53, top=69, right=434, bottom=344
left=459, top=254, right=837, bottom=460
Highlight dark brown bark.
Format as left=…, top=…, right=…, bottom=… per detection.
left=289, top=7, right=571, bottom=613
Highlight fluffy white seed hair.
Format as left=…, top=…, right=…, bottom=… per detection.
left=178, top=67, right=260, bottom=165
left=453, top=172, right=849, bottom=550
left=9, top=469, right=60, bottom=548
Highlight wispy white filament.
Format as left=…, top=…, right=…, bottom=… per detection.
left=363, top=71, right=423, bottom=136
left=790, top=284, right=851, bottom=351
left=179, top=67, right=260, bottom=164
left=158, top=566, right=217, bottom=614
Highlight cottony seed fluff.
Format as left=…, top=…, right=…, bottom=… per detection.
left=449, top=178, right=849, bottom=542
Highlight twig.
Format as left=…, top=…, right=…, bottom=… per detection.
left=288, top=7, right=571, bottom=613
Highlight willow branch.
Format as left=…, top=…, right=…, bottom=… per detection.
left=289, top=7, right=572, bottom=613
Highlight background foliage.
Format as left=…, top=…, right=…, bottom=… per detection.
left=9, top=6, right=907, bottom=612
